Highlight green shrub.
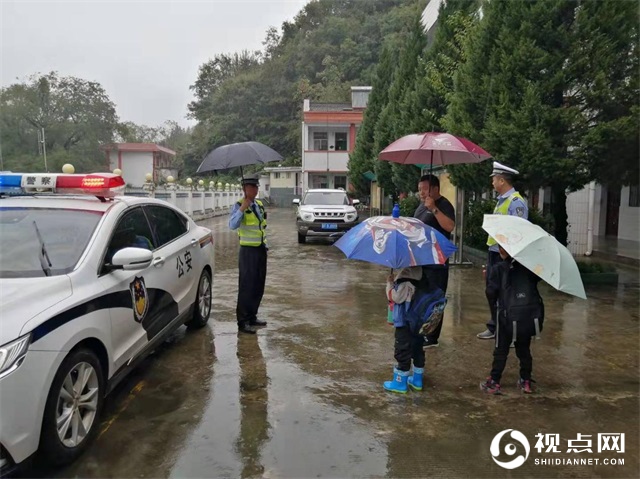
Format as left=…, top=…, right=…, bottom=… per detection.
left=463, top=197, right=556, bottom=250
left=399, top=195, right=420, bottom=216
left=528, top=207, right=555, bottom=235
left=463, top=198, right=496, bottom=249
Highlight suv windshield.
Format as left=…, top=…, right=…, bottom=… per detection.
left=0, top=207, right=103, bottom=278
left=302, top=192, right=349, bottom=206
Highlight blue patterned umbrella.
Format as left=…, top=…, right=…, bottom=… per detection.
left=334, top=216, right=457, bottom=269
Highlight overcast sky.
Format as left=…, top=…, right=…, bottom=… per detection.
left=1, top=0, right=308, bottom=127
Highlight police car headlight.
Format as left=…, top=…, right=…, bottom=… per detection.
left=301, top=213, right=314, bottom=222
left=345, top=213, right=357, bottom=222
left=0, top=334, right=30, bottom=378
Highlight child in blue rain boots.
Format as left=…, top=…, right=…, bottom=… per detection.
left=384, top=266, right=424, bottom=393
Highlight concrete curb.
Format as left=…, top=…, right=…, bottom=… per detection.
left=457, top=245, right=486, bottom=266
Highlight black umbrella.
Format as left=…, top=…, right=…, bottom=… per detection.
left=196, top=141, right=283, bottom=177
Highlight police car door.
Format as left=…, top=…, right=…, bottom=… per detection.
left=143, top=205, right=198, bottom=332
left=99, top=206, right=156, bottom=371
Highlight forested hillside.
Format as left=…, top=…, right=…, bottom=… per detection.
left=182, top=0, right=425, bottom=175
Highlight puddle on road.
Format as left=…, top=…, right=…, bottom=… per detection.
left=47, top=210, right=639, bottom=479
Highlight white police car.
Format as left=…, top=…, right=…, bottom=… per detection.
left=0, top=172, right=214, bottom=472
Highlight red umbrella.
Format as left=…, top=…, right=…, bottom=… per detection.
left=379, top=132, right=491, bottom=168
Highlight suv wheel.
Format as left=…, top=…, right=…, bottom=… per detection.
left=40, top=349, right=105, bottom=466
left=297, top=233, right=306, bottom=244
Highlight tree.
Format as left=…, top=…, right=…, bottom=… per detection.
left=187, top=0, right=423, bottom=169
left=348, top=45, right=398, bottom=196
left=447, top=0, right=639, bottom=245
left=565, top=0, right=639, bottom=188
left=373, top=15, right=427, bottom=197
left=0, top=72, right=118, bottom=172
left=447, top=0, right=580, bottom=244
left=188, top=51, right=262, bottom=122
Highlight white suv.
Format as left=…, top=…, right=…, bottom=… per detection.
left=293, top=189, right=359, bottom=243
left=0, top=172, right=214, bottom=473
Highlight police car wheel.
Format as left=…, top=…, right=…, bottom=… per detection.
left=297, top=233, right=306, bottom=244
left=40, top=348, right=105, bottom=466
left=186, top=269, right=212, bottom=329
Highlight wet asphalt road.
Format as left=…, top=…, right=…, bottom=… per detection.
left=46, top=208, right=638, bottom=478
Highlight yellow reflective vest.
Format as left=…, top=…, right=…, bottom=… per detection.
left=237, top=200, right=267, bottom=247
left=486, top=192, right=525, bottom=247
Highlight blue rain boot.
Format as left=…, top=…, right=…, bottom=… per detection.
left=408, top=367, right=424, bottom=391
left=383, top=368, right=409, bottom=394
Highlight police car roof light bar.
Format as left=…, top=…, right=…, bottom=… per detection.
left=0, top=172, right=125, bottom=198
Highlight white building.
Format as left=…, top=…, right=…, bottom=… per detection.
left=262, top=166, right=302, bottom=207
left=422, top=0, right=445, bottom=39
left=301, top=86, right=371, bottom=193
left=102, top=143, right=177, bottom=187
left=545, top=184, right=639, bottom=255
left=258, top=173, right=270, bottom=201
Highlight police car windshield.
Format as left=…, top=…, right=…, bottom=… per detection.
left=0, top=207, right=103, bottom=278
left=302, top=192, right=349, bottom=206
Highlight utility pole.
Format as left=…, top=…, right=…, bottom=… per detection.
left=38, top=127, right=48, bottom=172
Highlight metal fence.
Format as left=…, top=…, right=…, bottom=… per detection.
left=124, top=187, right=243, bottom=219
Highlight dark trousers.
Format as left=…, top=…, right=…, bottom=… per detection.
left=421, top=265, right=449, bottom=341
left=490, top=327, right=533, bottom=383
left=485, top=251, right=502, bottom=333
left=236, top=245, right=267, bottom=327
left=394, top=326, right=425, bottom=372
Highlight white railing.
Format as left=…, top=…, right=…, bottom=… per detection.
left=124, top=187, right=243, bottom=219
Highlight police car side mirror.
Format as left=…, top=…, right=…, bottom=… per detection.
left=292, top=198, right=300, bottom=205
left=111, top=247, right=153, bottom=271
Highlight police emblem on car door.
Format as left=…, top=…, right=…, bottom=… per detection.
left=130, top=276, right=149, bottom=322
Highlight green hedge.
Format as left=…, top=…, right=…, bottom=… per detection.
left=399, top=195, right=420, bottom=217
left=463, top=197, right=555, bottom=250
left=464, top=198, right=496, bottom=249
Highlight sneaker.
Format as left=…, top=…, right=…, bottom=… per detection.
left=517, top=378, right=536, bottom=394
left=422, top=338, right=439, bottom=349
left=480, top=377, right=502, bottom=395
left=477, top=329, right=495, bottom=339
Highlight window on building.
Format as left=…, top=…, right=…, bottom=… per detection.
left=313, top=132, right=328, bottom=151
left=630, top=184, right=639, bottom=207
left=334, top=175, right=347, bottom=190
left=274, top=172, right=281, bottom=179
left=335, top=132, right=348, bottom=151
left=312, top=175, right=328, bottom=189
left=542, top=186, right=552, bottom=216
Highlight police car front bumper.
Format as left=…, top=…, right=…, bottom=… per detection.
left=0, top=349, right=63, bottom=467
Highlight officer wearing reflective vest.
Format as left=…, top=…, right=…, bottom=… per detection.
left=477, top=161, right=528, bottom=340
left=229, top=174, right=268, bottom=334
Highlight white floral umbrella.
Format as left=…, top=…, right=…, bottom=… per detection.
left=482, top=214, right=587, bottom=299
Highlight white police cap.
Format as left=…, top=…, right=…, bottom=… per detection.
left=490, top=161, right=519, bottom=177
left=241, top=174, right=260, bottom=186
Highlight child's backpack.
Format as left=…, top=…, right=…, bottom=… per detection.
left=500, top=262, right=544, bottom=344
left=404, top=286, right=447, bottom=335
